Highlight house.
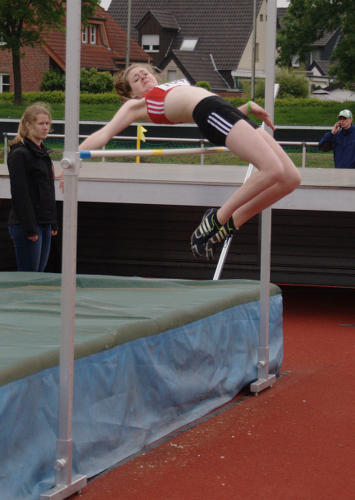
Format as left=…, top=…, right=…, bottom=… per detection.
left=306, top=29, right=341, bottom=90
left=307, top=60, right=332, bottom=89
left=108, top=0, right=268, bottom=94
left=0, top=6, right=150, bottom=93
left=277, top=6, right=342, bottom=92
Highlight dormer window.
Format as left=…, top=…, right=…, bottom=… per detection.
left=90, top=25, right=97, bottom=45
left=82, top=24, right=98, bottom=45
left=82, top=26, right=88, bottom=44
left=180, top=37, right=198, bottom=51
left=142, top=34, right=160, bottom=52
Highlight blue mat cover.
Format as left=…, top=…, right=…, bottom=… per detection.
left=0, top=273, right=283, bottom=500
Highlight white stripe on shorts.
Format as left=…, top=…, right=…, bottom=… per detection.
left=207, top=112, right=233, bottom=136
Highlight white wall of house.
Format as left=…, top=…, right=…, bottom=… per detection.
left=234, top=0, right=267, bottom=79
left=308, top=66, right=330, bottom=89
left=159, top=61, right=186, bottom=83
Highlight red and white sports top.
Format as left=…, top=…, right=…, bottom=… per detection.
left=145, top=79, right=190, bottom=124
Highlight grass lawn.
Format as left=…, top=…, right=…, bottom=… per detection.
left=1, top=96, right=348, bottom=168
left=0, top=102, right=119, bottom=122
left=1, top=97, right=354, bottom=125
left=40, top=141, right=333, bottom=169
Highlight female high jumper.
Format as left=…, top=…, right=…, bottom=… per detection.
left=79, top=64, right=301, bottom=260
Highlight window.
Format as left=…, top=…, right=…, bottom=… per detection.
left=180, top=37, right=198, bottom=51
left=259, top=14, right=263, bottom=22
left=82, top=26, right=88, bottom=44
left=167, top=70, right=177, bottom=81
left=0, top=33, right=6, bottom=46
left=82, top=25, right=98, bottom=45
left=90, top=25, right=97, bottom=45
left=142, top=34, right=160, bottom=52
left=0, top=74, right=10, bottom=93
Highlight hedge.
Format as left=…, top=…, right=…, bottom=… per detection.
left=0, top=91, right=121, bottom=105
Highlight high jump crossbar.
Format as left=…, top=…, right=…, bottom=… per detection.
left=79, top=146, right=227, bottom=159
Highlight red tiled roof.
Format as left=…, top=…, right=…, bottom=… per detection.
left=109, top=0, right=263, bottom=87
left=42, top=5, right=149, bottom=72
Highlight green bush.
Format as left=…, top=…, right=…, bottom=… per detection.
left=0, top=92, right=14, bottom=103
left=80, top=68, right=114, bottom=93
left=255, top=80, right=265, bottom=99
left=195, top=81, right=212, bottom=91
left=79, top=92, right=120, bottom=104
left=276, top=67, right=309, bottom=98
left=8, top=91, right=66, bottom=104
left=40, top=68, right=115, bottom=93
left=0, top=91, right=121, bottom=106
left=235, top=79, right=250, bottom=95
left=40, top=70, right=65, bottom=91
left=226, top=96, right=264, bottom=108
left=274, top=97, right=354, bottom=110
left=242, top=68, right=309, bottom=99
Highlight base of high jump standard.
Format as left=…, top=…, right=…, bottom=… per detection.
left=40, top=476, right=87, bottom=500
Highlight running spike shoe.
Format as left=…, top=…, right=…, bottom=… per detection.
left=205, top=219, right=236, bottom=260
left=191, top=208, right=220, bottom=259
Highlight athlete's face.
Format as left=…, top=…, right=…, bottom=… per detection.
left=127, top=66, right=158, bottom=98
left=26, top=113, right=51, bottom=145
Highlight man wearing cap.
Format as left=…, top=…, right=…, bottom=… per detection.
left=318, top=109, right=355, bottom=168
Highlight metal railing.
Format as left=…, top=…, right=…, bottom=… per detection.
left=2, top=132, right=322, bottom=168
left=278, top=140, right=320, bottom=168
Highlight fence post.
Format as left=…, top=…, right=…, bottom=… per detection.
left=302, top=141, right=306, bottom=168
left=3, top=133, right=8, bottom=165
left=200, top=140, right=205, bottom=165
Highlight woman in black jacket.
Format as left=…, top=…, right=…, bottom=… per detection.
left=7, top=103, right=58, bottom=272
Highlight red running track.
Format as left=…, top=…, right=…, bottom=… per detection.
left=75, top=286, right=354, bottom=500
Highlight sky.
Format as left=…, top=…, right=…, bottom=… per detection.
left=99, top=1, right=290, bottom=11
left=100, top=0, right=111, bottom=10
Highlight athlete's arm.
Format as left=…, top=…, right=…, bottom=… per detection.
left=79, top=98, right=148, bottom=150
left=238, top=101, right=275, bottom=131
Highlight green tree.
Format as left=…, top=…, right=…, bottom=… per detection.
left=328, top=4, right=355, bottom=84
left=0, top=0, right=99, bottom=104
left=277, top=0, right=355, bottom=86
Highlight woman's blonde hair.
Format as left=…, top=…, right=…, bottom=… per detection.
left=114, top=63, right=160, bottom=99
left=11, top=102, right=52, bottom=145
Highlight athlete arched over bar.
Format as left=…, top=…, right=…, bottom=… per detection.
left=79, top=64, right=301, bottom=260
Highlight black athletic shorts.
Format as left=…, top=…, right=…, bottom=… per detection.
left=192, top=95, right=258, bottom=146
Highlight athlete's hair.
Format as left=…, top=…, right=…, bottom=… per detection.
left=114, top=63, right=160, bottom=98
left=11, top=102, right=52, bottom=145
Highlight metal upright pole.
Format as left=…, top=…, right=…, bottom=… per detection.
left=213, top=164, right=254, bottom=281
left=125, top=0, right=132, bottom=68
left=251, top=0, right=257, bottom=100
left=40, top=1, right=86, bottom=498
left=250, top=0, right=277, bottom=394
